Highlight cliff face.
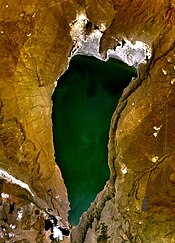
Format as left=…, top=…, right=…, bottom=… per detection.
left=0, top=0, right=175, bottom=242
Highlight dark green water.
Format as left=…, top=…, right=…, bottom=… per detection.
left=52, top=55, right=136, bottom=225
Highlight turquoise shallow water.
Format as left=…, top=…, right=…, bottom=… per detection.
left=52, top=55, right=136, bottom=225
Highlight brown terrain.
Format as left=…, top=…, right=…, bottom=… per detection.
left=0, top=0, right=175, bottom=242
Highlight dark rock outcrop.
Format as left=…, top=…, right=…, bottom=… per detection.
left=0, top=0, right=175, bottom=242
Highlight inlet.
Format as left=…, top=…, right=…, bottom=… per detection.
left=52, top=55, right=137, bottom=225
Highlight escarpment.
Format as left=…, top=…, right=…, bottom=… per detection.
left=0, top=0, right=175, bottom=242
